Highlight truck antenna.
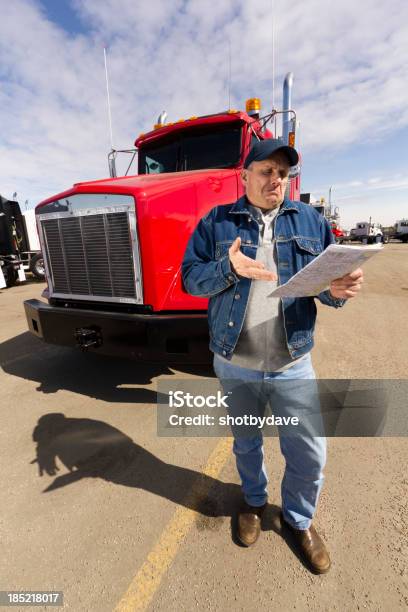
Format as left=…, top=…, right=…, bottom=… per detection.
left=272, top=0, right=276, bottom=110
left=228, top=38, right=232, bottom=109
left=104, top=47, right=114, bottom=150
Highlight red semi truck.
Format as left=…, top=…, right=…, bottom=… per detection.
left=24, top=74, right=300, bottom=364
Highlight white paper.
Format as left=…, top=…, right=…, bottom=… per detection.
left=268, top=243, right=383, bottom=298
left=0, top=265, right=6, bottom=289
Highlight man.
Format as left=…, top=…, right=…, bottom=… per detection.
left=181, top=139, right=363, bottom=573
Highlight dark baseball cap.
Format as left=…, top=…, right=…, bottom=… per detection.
left=244, top=139, right=299, bottom=168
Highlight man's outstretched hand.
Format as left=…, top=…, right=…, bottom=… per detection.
left=329, top=268, right=364, bottom=299
left=228, top=239, right=364, bottom=293
left=229, top=237, right=277, bottom=281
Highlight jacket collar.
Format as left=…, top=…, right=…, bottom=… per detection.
left=229, top=195, right=300, bottom=215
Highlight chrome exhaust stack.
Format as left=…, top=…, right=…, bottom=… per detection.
left=282, top=72, right=294, bottom=146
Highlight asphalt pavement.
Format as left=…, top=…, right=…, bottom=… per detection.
left=0, top=244, right=407, bottom=611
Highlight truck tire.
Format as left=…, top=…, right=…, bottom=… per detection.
left=30, top=253, right=45, bottom=280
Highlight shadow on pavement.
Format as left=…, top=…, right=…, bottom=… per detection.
left=31, top=413, right=240, bottom=519
left=31, top=413, right=317, bottom=564
left=1, top=332, right=214, bottom=403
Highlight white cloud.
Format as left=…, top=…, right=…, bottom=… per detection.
left=313, top=175, right=408, bottom=195
left=336, top=177, right=408, bottom=196
left=0, top=0, right=407, bottom=212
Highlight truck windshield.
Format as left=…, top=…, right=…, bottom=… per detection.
left=138, top=123, right=242, bottom=174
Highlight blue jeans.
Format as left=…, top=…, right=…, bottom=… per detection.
left=213, top=352, right=326, bottom=530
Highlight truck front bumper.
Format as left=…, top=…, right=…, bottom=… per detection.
left=24, top=299, right=211, bottom=364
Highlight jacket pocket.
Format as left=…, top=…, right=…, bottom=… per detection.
left=215, top=241, right=233, bottom=260
left=293, top=236, right=323, bottom=255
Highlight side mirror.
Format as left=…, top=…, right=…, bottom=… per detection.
left=288, top=163, right=300, bottom=178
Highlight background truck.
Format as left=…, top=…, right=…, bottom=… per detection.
left=351, top=221, right=383, bottom=244
left=330, top=221, right=345, bottom=243
left=339, top=221, right=384, bottom=244
left=383, top=219, right=408, bottom=243
left=0, top=195, right=45, bottom=287
left=24, top=74, right=301, bottom=363
left=0, top=195, right=25, bottom=287
left=394, top=219, right=408, bottom=242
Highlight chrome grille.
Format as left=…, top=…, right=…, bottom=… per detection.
left=41, top=206, right=141, bottom=303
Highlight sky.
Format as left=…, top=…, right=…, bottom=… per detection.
left=1, top=0, right=407, bottom=230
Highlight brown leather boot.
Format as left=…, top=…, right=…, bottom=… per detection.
left=280, top=512, right=331, bottom=574
left=237, top=502, right=267, bottom=547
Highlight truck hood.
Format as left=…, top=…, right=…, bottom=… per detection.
left=35, top=167, right=240, bottom=313
left=36, top=168, right=238, bottom=208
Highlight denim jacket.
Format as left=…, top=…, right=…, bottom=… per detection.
left=182, top=195, right=346, bottom=360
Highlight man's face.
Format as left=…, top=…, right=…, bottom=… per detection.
left=241, top=152, right=290, bottom=210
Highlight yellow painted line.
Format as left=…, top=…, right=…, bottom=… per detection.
left=114, top=437, right=232, bottom=612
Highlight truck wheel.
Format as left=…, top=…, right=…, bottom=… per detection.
left=30, top=253, right=45, bottom=280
